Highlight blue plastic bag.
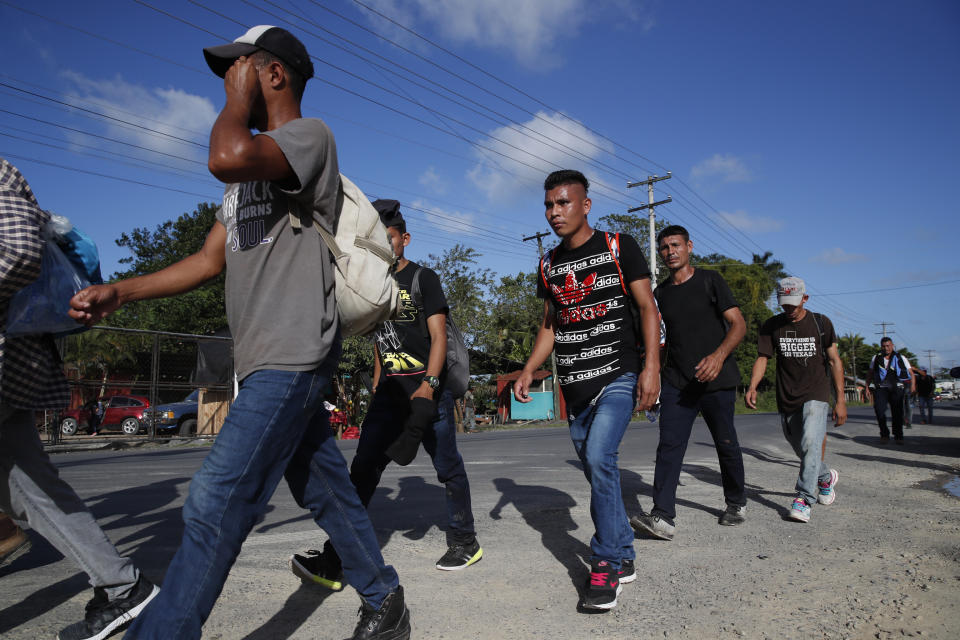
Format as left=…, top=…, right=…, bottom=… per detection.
left=5, top=217, right=97, bottom=338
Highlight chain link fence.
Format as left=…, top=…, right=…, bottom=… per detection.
left=44, top=326, right=233, bottom=445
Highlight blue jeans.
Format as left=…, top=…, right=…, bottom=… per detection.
left=129, top=351, right=399, bottom=639
left=651, top=381, right=746, bottom=522
left=918, top=396, right=933, bottom=423
left=780, top=400, right=831, bottom=505
left=567, top=372, right=637, bottom=569
left=351, top=385, right=475, bottom=544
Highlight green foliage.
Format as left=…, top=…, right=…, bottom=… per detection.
left=420, top=244, right=495, bottom=348
left=108, top=203, right=226, bottom=334
left=480, top=271, right=542, bottom=368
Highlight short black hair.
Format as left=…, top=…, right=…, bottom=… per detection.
left=250, top=50, right=307, bottom=100
left=881, top=337, right=893, bottom=345
left=544, top=169, right=589, bottom=194
left=656, top=224, right=690, bottom=246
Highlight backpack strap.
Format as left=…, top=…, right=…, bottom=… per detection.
left=539, top=247, right=557, bottom=293
left=603, top=232, right=630, bottom=296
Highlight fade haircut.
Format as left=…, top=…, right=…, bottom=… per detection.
left=251, top=50, right=307, bottom=100
left=657, top=224, right=690, bottom=246
left=544, top=169, right=589, bottom=194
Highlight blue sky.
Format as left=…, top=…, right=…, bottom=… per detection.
left=2, top=0, right=958, bottom=370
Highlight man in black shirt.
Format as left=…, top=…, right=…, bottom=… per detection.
left=514, top=170, right=661, bottom=611
left=745, top=277, right=846, bottom=523
left=631, top=225, right=747, bottom=541
left=915, top=367, right=935, bottom=424
left=292, top=202, right=481, bottom=588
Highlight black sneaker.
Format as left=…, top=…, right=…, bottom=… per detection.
left=290, top=548, right=344, bottom=591
left=351, top=585, right=411, bottom=640
left=582, top=560, right=621, bottom=610
left=618, top=558, right=636, bottom=584
left=58, top=573, right=159, bottom=640
left=435, top=538, right=483, bottom=570
left=718, top=504, right=746, bottom=526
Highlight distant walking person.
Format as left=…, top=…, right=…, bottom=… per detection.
left=291, top=202, right=481, bottom=589
left=915, top=367, right=935, bottom=424
left=0, top=157, right=158, bottom=640
left=864, top=337, right=914, bottom=444
left=69, top=27, right=408, bottom=640
left=631, top=225, right=748, bottom=541
left=514, top=170, right=661, bottom=611
left=745, top=277, right=846, bottom=523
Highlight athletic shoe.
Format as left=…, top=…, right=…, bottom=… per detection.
left=718, top=504, right=746, bottom=526
left=0, top=525, right=31, bottom=568
left=630, top=512, right=675, bottom=541
left=58, top=573, right=159, bottom=640
left=291, top=548, right=344, bottom=591
left=618, top=558, right=636, bottom=584
left=879, top=436, right=890, bottom=444
left=436, top=539, right=483, bottom=571
left=351, top=585, right=410, bottom=640
left=817, top=469, right=839, bottom=505
left=895, top=438, right=905, bottom=445
left=788, top=497, right=811, bottom=523
left=582, top=560, right=621, bottom=610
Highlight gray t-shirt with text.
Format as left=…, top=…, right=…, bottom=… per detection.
left=216, top=118, right=340, bottom=380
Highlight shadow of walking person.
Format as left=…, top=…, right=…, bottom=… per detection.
left=489, top=477, right=591, bottom=604
left=239, top=583, right=336, bottom=640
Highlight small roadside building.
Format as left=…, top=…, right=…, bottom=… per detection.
left=495, top=369, right=566, bottom=422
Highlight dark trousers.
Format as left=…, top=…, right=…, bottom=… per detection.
left=873, top=385, right=905, bottom=440
left=351, top=385, right=476, bottom=544
left=651, top=381, right=746, bottom=522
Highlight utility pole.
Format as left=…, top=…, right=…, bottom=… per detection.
left=523, top=230, right=560, bottom=420
left=874, top=321, right=894, bottom=339
left=922, top=349, right=936, bottom=373
left=627, top=172, right=672, bottom=288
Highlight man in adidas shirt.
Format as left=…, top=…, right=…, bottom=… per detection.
left=745, top=277, right=847, bottom=523
left=514, top=169, right=661, bottom=611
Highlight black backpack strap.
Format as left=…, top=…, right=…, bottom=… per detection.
left=410, top=266, right=429, bottom=338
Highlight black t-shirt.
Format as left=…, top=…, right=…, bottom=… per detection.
left=655, top=268, right=741, bottom=392
left=916, top=373, right=934, bottom=397
left=758, top=311, right=837, bottom=413
left=374, top=262, right=447, bottom=395
left=536, top=231, right=651, bottom=413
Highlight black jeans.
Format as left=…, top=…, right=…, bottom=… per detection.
left=651, top=381, right=747, bottom=522
left=873, top=385, right=905, bottom=440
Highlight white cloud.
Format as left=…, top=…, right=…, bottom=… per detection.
left=467, top=111, right=614, bottom=203
left=716, top=209, right=783, bottom=233
left=690, top=153, right=753, bottom=184
left=809, top=248, right=869, bottom=264
left=409, top=198, right=479, bottom=237
left=418, top=166, right=446, bottom=194
left=360, top=0, right=650, bottom=68
left=60, top=71, right=216, bottom=162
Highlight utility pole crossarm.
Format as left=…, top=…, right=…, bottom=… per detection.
left=627, top=197, right=672, bottom=214
left=627, top=172, right=672, bottom=288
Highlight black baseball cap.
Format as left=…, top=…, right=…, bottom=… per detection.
left=203, top=25, right=314, bottom=79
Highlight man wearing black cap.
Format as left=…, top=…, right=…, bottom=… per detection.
left=292, top=203, right=482, bottom=586
left=70, top=26, right=408, bottom=640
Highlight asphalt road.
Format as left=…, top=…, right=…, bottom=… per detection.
left=3, top=403, right=959, bottom=639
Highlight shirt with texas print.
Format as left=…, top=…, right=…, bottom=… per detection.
left=374, top=262, right=447, bottom=396
left=536, top=231, right=650, bottom=413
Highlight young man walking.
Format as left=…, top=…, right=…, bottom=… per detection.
left=1, top=157, right=158, bottom=640
left=69, top=27, right=408, bottom=640
left=915, top=367, right=935, bottom=424
left=631, top=225, right=748, bottom=541
left=745, top=277, right=846, bottom=523
left=864, top=337, right=914, bottom=444
left=292, top=202, right=481, bottom=589
left=514, top=169, right=661, bottom=611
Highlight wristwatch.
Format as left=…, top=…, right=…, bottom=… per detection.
left=423, top=375, right=440, bottom=390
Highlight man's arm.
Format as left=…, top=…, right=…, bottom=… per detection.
left=372, top=343, right=382, bottom=394
left=69, top=223, right=226, bottom=325
left=903, top=357, right=916, bottom=394
left=628, top=278, right=660, bottom=411
left=694, top=306, right=746, bottom=383
left=826, top=344, right=847, bottom=426
left=514, top=301, right=556, bottom=403
left=411, top=312, right=447, bottom=401
left=207, top=56, right=296, bottom=184
left=744, top=356, right=769, bottom=409
left=864, top=357, right=874, bottom=400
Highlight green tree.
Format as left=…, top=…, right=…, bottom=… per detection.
left=480, top=271, right=542, bottom=368
left=838, top=333, right=872, bottom=381
left=420, top=244, right=495, bottom=348
left=108, top=203, right=226, bottom=335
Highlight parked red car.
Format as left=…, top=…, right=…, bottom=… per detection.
left=60, top=395, right=151, bottom=436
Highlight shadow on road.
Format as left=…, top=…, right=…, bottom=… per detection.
left=0, top=569, right=88, bottom=635
left=239, top=583, right=336, bottom=640
left=489, top=477, right=590, bottom=600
